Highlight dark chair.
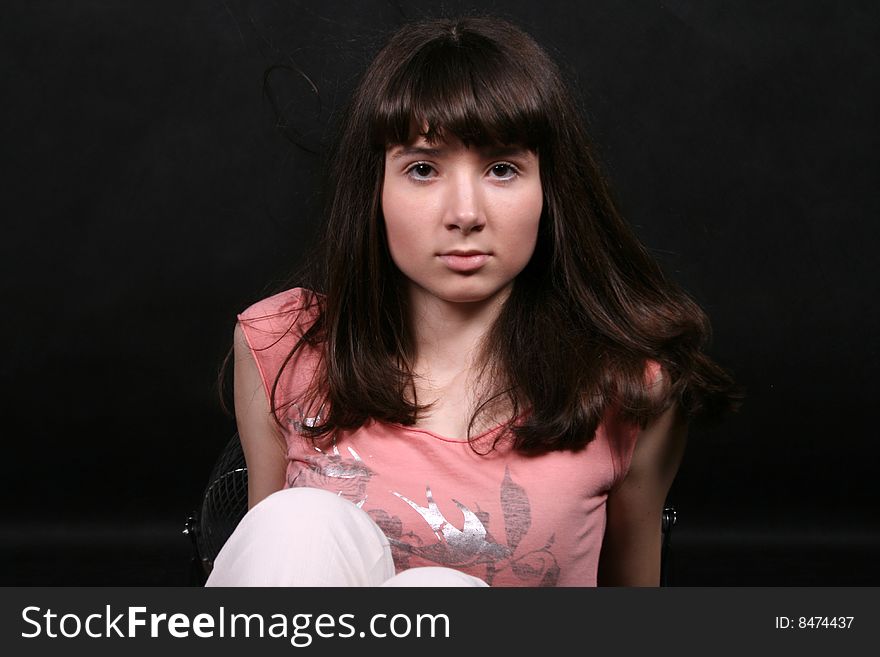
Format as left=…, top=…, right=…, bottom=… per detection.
left=660, top=506, right=677, bottom=586
left=183, top=434, right=248, bottom=585
left=184, top=433, right=679, bottom=585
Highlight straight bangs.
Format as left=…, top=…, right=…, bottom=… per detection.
left=369, top=35, right=552, bottom=150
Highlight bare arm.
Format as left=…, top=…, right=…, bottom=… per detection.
left=597, top=401, right=688, bottom=586
left=233, top=322, right=288, bottom=509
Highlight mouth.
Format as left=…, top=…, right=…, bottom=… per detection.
left=441, top=250, right=490, bottom=257
left=437, top=251, right=491, bottom=273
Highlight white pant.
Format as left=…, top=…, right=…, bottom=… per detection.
left=205, top=487, right=488, bottom=587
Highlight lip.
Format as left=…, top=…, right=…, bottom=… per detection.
left=437, top=251, right=491, bottom=273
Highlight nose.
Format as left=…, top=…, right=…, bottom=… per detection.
left=444, top=173, right=485, bottom=235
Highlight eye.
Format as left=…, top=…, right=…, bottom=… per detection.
left=405, top=162, right=436, bottom=182
left=489, top=162, right=519, bottom=181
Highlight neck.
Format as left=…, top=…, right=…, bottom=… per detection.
left=407, top=284, right=510, bottom=377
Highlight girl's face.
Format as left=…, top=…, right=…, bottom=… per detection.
left=382, top=135, right=542, bottom=308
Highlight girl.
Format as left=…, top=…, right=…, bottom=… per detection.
left=206, top=16, right=739, bottom=587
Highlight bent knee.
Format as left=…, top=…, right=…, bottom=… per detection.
left=251, top=486, right=363, bottom=521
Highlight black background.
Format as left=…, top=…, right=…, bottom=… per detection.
left=2, top=0, right=878, bottom=584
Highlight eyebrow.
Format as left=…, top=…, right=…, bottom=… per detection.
left=388, top=146, right=442, bottom=160
left=388, top=144, right=533, bottom=160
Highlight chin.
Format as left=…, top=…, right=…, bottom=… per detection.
left=441, top=293, right=492, bottom=304
left=436, top=282, right=510, bottom=305
left=406, top=276, right=513, bottom=307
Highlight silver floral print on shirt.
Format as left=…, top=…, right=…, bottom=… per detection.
left=380, top=466, right=560, bottom=586
left=389, top=486, right=512, bottom=566
left=288, top=440, right=374, bottom=508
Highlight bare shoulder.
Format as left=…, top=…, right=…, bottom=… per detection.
left=233, top=321, right=254, bottom=363
left=233, top=322, right=269, bottom=410
left=629, top=403, right=687, bottom=481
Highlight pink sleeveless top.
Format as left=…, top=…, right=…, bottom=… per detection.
left=238, top=288, right=644, bottom=587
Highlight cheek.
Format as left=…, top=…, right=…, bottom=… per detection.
left=381, top=180, right=424, bottom=265
left=525, top=191, right=544, bottom=236
left=502, top=185, right=543, bottom=255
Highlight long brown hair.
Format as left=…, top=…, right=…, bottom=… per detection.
left=258, top=15, right=741, bottom=453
